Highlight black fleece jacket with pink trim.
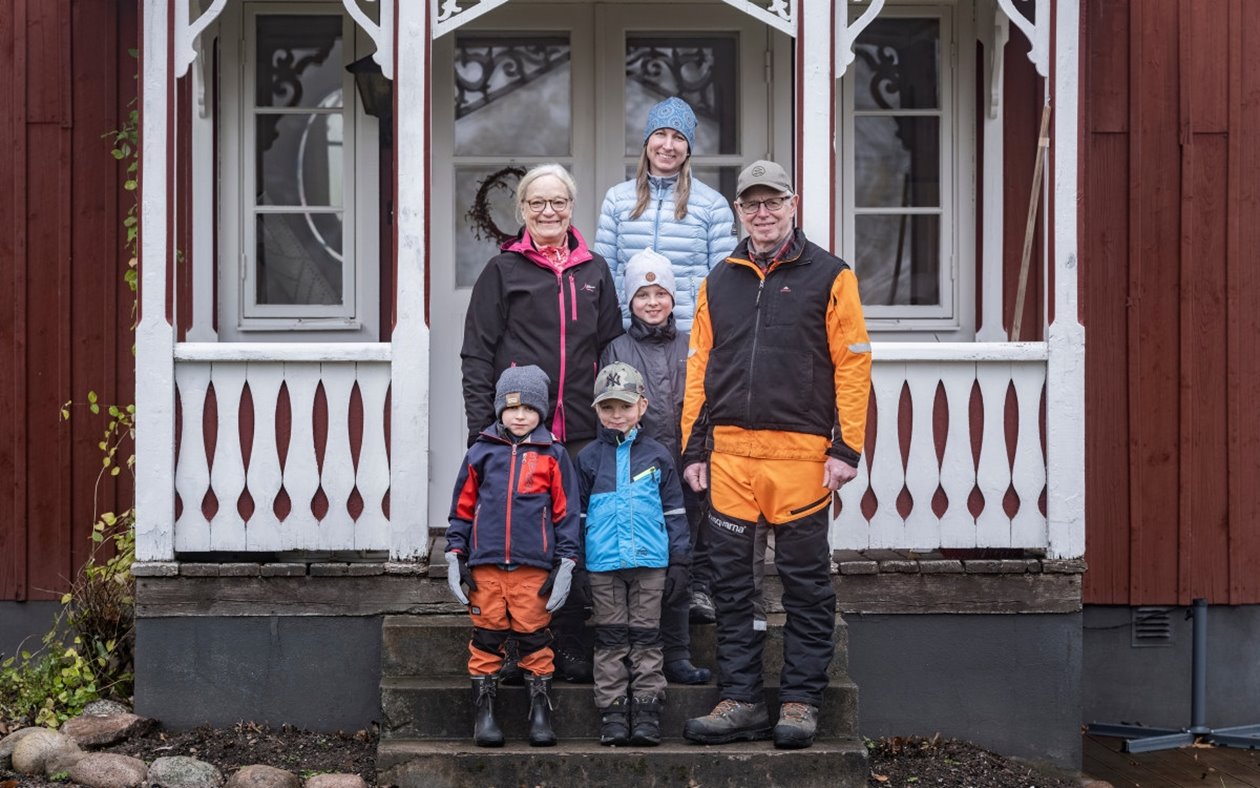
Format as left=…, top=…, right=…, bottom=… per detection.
left=461, top=226, right=624, bottom=446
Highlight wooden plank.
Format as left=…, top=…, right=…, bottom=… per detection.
left=136, top=575, right=457, bottom=618
left=1127, top=0, right=1182, bottom=604
left=1086, top=0, right=1130, bottom=134
left=1202, top=745, right=1260, bottom=784
left=1139, top=746, right=1251, bottom=786
left=833, top=572, right=1081, bottom=615
left=1228, top=0, right=1260, bottom=603
left=23, top=0, right=65, bottom=124
left=1187, top=0, right=1229, bottom=134
left=1002, top=45, right=1045, bottom=342
left=1082, top=736, right=1181, bottom=788
left=23, top=127, right=71, bottom=600
left=1179, top=132, right=1230, bottom=603
left=0, top=1, right=22, bottom=600
left=1082, top=133, right=1132, bottom=605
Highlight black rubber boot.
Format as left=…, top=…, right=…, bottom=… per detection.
left=599, top=697, right=631, bottom=746
left=526, top=674, right=557, bottom=747
left=630, top=696, right=662, bottom=746
left=470, top=675, right=504, bottom=747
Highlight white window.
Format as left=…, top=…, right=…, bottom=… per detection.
left=837, top=3, right=975, bottom=335
left=213, top=1, right=381, bottom=340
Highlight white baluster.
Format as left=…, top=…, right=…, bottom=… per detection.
left=207, top=363, right=248, bottom=552
left=355, top=364, right=392, bottom=550
left=243, top=363, right=285, bottom=550
left=1010, top=363, right=1048, bottom=546
left=867, top=364, right=907, bottom=548
left=317, top=363, right=358, bottom=550
left=974, top=362, right=1014, bottom=546
left=937, top=364, right=978, bottom=547
left=833, top=452, right=871, bottom=550
left=173, top=364, right=211, bottom=553
left=903, top=363, right=942, bottom=548
left=281, top=363, right=322, bottom=550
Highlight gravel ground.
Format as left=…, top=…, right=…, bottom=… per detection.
left=1, top=726, right=1086, bottom=787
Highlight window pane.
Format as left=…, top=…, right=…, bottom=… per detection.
left=855, top=214, right=940, bottom=307
left=853, top=18, right=939, bottom=111
left=256, top=15, right=344, bottom=110
left=256, top=213, right=344, bottom=305
left=454, top=37, right=571, bottom=156
left=854, top=116, right=939, bottom=208
left=624, top=37, right=738, bottom=156
left=454, top=165, right=525, bottom=288
left=690, top=165, right=740, bottom=207
left=257, top=108, right=344, bottom=208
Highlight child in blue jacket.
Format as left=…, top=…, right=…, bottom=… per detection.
left=445, top=365, right=581, bottom=748
left=576, top=361, right=691, bottom=746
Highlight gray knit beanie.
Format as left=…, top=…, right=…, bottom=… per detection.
left=495, top=365, right=550, bottom=419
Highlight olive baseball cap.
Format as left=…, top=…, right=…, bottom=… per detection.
left=592, top=362, right=646, bottom=406
left=736, top=159, right=793, bottom=197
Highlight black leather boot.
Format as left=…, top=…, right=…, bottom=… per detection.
left=526, top=674, right=557, bottom=746
left=630, top=696, right=662, bottom=746
left=470, top=675, right=504, bottom=747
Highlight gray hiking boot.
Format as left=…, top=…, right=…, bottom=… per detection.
left=773, top=702, right=819, bottom=749
left=683, top=698, right=771, bottom=744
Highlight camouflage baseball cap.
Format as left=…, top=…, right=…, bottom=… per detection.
left=592, top=362, right=646, bottom=405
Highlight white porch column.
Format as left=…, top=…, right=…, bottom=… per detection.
left=136, top=0, right=176, bottom=560
left=1046, top=0, right=1084, bottom=558
left=976, top=3, right=1009, bottom=341
left=391, top=0, right=430, bottom=560
left=798, top=0, right=832, bottom=240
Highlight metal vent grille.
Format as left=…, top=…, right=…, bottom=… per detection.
left=1131, top=607, right=1174, bottom=648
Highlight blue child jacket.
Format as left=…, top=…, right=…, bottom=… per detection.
left=576, top=425, right=690, bottom=572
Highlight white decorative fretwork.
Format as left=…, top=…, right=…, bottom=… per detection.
left=836, top=0, right=887, bottom=76
left=341, top=0, right=394, bottom=79
left=431, top=0, right=513, bottom=39
left=720, top=0, right=796, bottom=37
left=833, top=343, right=1049, bottom=551
left=996, top=0, right=1048, bottom=77
left=174, top=0, right=229, bottom=79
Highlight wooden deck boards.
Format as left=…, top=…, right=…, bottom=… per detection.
left=1085, top=734, right=1260, bottom=787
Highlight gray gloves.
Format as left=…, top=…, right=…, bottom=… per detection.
left=538, top=557, right=576, bottom=612
left=445, top=551, right=477, bottom=605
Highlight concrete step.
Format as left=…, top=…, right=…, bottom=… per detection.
left=379, top=676, right=858, bottom=741
left=381, top=612, right=849, bottom=679
left=377, top=738, right=870, bottom=788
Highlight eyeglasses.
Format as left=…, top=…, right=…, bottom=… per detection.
left=736, top=196, right=792, bottom=216
left=524, top=197, right=572, bottom=214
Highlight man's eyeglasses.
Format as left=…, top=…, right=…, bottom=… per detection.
left=736, top=196, right=792, bottom=216
left=524, top=197, right=572, bottom=214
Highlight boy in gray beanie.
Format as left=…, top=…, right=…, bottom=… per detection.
left=445, top=364, right=581, bottom=747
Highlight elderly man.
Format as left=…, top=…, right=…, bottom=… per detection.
left=679, top=160, right=871, bottom=749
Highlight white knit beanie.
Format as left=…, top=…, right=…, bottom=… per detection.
left=624, top=248, right=677, bottom=302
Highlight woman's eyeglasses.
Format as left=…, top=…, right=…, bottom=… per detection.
left=524, top=197, right=572, bottom=214
left=735, top=196, right=792, bottom=216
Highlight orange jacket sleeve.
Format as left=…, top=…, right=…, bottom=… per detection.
left=825, top=268, right=872, bottom=465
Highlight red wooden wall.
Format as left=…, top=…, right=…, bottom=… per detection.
left=1083, top=0, right=1260, bottom=605
left=0, top=0, right=137, bottom=602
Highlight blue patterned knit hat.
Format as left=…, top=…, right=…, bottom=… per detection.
left=643, top=97, right=697, bottom=151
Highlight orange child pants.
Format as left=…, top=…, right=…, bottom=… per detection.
left=467, top=565, right=554, bottom=677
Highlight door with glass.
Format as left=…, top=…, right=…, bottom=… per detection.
left=428, top=2, right=788, bottom=526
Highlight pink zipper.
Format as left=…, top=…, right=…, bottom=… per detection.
left=554, top=272, right=568, bottom=442
left=569, top=274, right=578, bottom=321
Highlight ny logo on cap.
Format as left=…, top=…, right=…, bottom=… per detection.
left=604, top=371, right=622, bottom=387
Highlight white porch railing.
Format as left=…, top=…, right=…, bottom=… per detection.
left=173, top=343, right=392, bottom=553
left=835, top=342, right=1049, bottom=551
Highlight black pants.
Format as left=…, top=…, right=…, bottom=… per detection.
left=706, top=505, right=835, bottom=706
left=660, top=485, right=710, bottom=662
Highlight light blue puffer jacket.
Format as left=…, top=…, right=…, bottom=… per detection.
left=593, top=174, right=736, bottom=332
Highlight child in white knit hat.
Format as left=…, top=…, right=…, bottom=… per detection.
left=600, top=248, right=713, bottom=687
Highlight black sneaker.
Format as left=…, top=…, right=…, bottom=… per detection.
left=555, top=642, right=593, bottom=683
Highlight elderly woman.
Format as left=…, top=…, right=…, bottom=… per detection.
left=462, top=163, right=624, bottom=453
left=594, top=97, right=736, bottom=332
left=461, top=164, right=623, bottom=684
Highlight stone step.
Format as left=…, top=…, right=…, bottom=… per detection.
left=381, top=612, right=849, bottom=679
left=377, top=738, right=870, bottom=788
left=379, top=676, right=858, bottom=741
